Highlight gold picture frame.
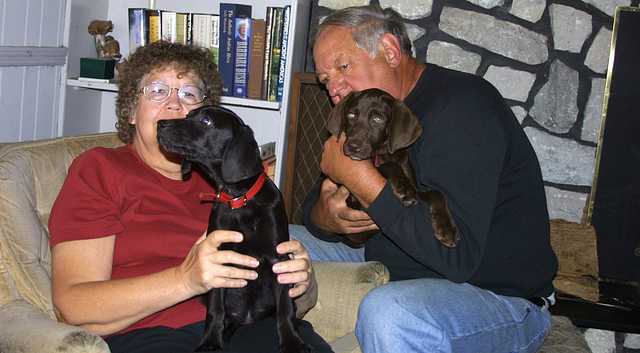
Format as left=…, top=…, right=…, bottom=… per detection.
left=585, top=6, right=640, bottom=224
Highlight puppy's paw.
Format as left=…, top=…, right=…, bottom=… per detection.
left=401, top=195, right=418, bottom=207
left=431, top=209, right=459, bottom=248
left=280, top=342, right=312, bottom=353
left=195, top=337, right=224, bottom=352
left=195, top=343, right=223, bottom=353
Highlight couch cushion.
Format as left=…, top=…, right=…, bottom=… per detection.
left=306, top=261, right=389, bottom=343
left=0, top=133, right=122, bottom=317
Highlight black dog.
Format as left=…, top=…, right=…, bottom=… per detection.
left=326, top=88, right=459, bottom=248
left=157, top=105, right=310, bottom=353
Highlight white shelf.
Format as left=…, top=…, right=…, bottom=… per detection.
left=67, top=78, right=117, bottom=90
left=66, top=78, right=281, bottom=110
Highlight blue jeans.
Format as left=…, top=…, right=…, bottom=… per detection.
left=289, top=225, right=552, bottom=353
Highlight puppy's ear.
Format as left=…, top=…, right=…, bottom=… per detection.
left=326, top=93, right=351, bottom=137
left=221, top=126, right=264, bottom=183
left=388, top=100, right=423, bottom=153
left=181, top=159, right=192, bottom=178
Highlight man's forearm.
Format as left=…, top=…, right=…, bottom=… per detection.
left=341, top=166, right=386, bottom=208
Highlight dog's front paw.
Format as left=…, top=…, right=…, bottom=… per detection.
left=431, top=208, right=459, bottom=248
left=195, top=337, right=224, bottom=352
left=401, top=195, right=418, bottom=207
left=280, top=341, right=312, bottom=353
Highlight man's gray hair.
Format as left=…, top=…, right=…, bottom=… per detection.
left=315, top=5, right=412, bottom=58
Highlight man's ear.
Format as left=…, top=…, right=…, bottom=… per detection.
left=379, top=33, right=402, bottom=67
left=388, top=100, right=422, bottom=153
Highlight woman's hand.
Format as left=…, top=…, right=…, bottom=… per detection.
left=272, top=239, right=312, bottom=298
left=177, top=230, right=260, bottom=296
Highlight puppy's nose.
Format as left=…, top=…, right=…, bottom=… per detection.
left=346, top=141, right=361, bottom=153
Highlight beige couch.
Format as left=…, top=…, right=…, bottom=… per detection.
left=0, top=133, right=590, bottom=353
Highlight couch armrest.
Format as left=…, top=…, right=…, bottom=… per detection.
left=0, top=300, right=109, bottom=353
left=304, top=261, right=389, bottom=343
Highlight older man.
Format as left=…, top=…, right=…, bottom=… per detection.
left=289, top=5, right=558, bottom=353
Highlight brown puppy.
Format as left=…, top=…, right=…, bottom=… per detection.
left=326, top=88, right=459, bottom=248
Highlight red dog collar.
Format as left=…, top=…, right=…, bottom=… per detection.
left=199, top=173, right=267, bottom=209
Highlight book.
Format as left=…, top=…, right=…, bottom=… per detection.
left=211, top=15, right=220, bottom=67
left=161, top=11, right=177, bottom=42
left=219, top=3, right=252, bottom=96
left=233, top=17, right=251, bottom=97
left=191, top=13, right=220, bottom=65
left=191, top=13, right=212, bottom=48
left=175, top=12, right=190, bottom=44
left=276, top=6, right=291, bottom=102
left=247, top=19, right=266, bottom=99
left=261, top=7, right=275, bottom=100
left=267, top=7, right=284, bottom=102
left=128, top=8, right=148, bottom=53
left=147, top=9, right=162, bottom=43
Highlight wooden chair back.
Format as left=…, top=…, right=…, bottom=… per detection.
left=283, top=72, right=333, bottom=224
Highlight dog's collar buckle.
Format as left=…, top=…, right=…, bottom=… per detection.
left=199, top=173, right=267, bottom=209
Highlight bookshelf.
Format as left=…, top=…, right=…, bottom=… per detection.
left=63, top=0, right=311, bottom=187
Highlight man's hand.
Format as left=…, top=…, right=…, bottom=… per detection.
left=311, top=178, right=379, bottom=234
left=319, top=134, right=387, bottom=206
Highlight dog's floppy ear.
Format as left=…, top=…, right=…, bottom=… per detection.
left=181, top=159, right=192, bottom=177
left=326, top=93, right=352, bottom=137
left=388, top=100, right=423, bottom=153
left=221, top=125, right=263, bottom=183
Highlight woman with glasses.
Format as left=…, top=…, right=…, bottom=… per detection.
left=48, top=41, right=330, bottom=353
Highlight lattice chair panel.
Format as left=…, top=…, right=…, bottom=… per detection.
left=284, top=73, right=333, bottom=225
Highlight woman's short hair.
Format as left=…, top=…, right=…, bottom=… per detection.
left=315, top=5, right=412, bottom=58
left=115, top=41, right=222, bottom=143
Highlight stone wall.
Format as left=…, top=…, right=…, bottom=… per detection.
left=306, top=0, right=640, bottom=222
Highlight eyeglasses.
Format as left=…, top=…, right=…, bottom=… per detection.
left=141, top=81, right=206, bottom=105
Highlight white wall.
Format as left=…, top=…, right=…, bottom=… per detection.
left=63, top=0, right=112, bottom=136
left=0, top=0, right=68, bottom=142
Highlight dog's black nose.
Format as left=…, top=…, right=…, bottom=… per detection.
left=346, top=141, right=361, bottom=153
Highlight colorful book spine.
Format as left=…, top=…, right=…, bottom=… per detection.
left=247, top=19, right=266, bottom=100
left=276, top=6, right=291, bottom=102
left=233, top=17, right=251, bottom=97
left=175, top=12, right=190, bottom=44
left=211, top=15, right=220, bottom=67
left=267, top=7, right=284, bottom=102
left=261, top=7, right=275, bottom=101
left=161, top=11, right=177, bottom=42
left=191, top=13, right=213, bottom=48
left=191, top=13, right=221, bottom=68
left=128, top=8, right=148, bottom=53
left=219, top=3, right=252, bottom=96
left=147, top=9, right=162, bottom=43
